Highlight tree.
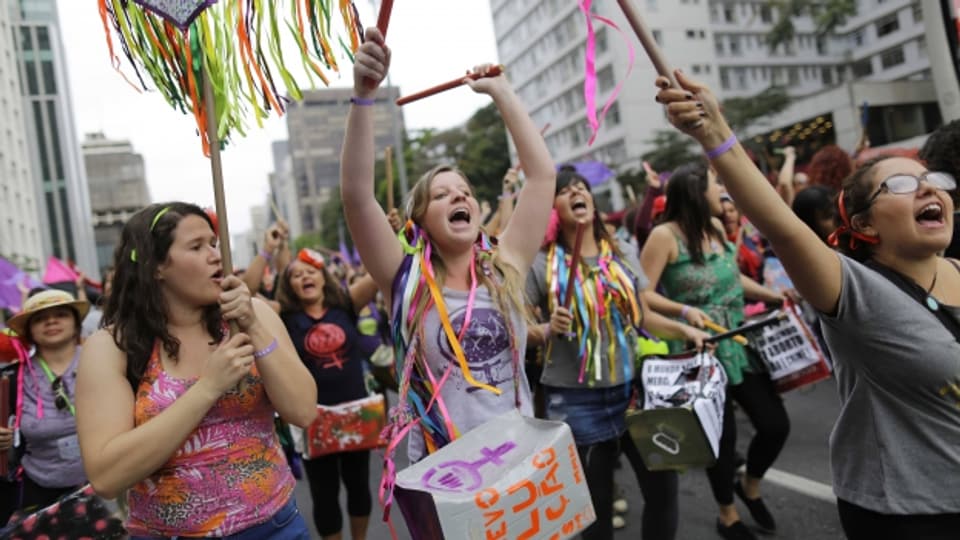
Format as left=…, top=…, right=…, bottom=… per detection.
left=722, top=86, right=791, bottom=132
left=641, top=130, right=700, bottom=173
left=766, top=0, right=857, bottom=51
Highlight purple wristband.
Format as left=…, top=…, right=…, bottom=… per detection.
left=259, top=249, right=273, bottom=262
left=680, top=305, right=690, bottom=318
left=706, top=133, right=738, bottom=160
left=350, top=96, right=376, bottom=106
left=253, top=338, right=278, bottom=360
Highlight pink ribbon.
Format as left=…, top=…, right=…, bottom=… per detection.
left=579, top=0, right=636, bottom=145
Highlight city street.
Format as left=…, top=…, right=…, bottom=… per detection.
left=294, top=379, right=844, bottom=539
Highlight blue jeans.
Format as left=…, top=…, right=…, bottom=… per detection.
left=129, top=497, right=309, bottom=540
left=545, top=384, right=630, bottom=445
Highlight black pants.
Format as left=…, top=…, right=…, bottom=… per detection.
left=838, top=499, right=960, bottom=540
left=620, top=431, right=679, bottom=540
left=706, top=372, right=790, bottom=505
left=579, top=434, right=679, bottom=540
left=20, top=472, right=78, bottom=514
left=303, top=450, right=372, bottom=537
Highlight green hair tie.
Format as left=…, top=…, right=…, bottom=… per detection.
left=131, top=206, right=172, bottom=262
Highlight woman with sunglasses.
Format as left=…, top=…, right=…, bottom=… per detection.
left=656, top=71, right=960, bottom=540
left=1, top=289, right=89, bottom=512
left=276, top=249, right=379, bottom=540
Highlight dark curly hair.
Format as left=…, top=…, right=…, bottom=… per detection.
left=808, top=145, right=853, bottom=193
left=663, top=162, right=724, bottom=264
left=102, top=202, right=224, bottom=391
left=919, top=119, right=960, bottom=205
left=833, top=156, right=899, bottom=261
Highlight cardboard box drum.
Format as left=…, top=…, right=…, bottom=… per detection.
left=394, top=409, right=595, bottom=540
left=626, top=352, right=727, bottom=471
left=743, top=303, right=831, bottom=393
left=306, top=394, right=387, bottom=458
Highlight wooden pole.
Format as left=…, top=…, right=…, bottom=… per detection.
left=385, top=146, right=395, bottom=211
left=563, top=222, right=586, bottom=308
left=202, top=70, right=239, bottom=334
left=396, top=65, right=505, bottom=106
left=377, top=0, right=394, bottom=37
left=616, top=0, right=678, bottom=88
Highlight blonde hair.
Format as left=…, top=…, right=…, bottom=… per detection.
left=405, top=165, right=531, bottom=327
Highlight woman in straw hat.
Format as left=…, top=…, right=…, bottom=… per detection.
left=0, top=289, right=89, bottom=512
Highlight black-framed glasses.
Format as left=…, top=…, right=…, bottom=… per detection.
left=865, top=171, right=957, bottom=207
left=51, top=376, right=68, bottom=411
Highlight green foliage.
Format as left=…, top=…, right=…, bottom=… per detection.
left=765, top=0, right=857, bottom=51
left=292, top=231, right=325, bottom=253
left=722, top=86, right=791, bottom=132
left=641, top=130, right=700, bottom=173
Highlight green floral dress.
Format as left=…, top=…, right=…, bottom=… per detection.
left=660, top=230, right=750, bottom=385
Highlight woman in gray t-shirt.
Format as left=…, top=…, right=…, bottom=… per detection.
left=526, top=167, right=708, bottom=540
left=655, top=71, right=960, bottom=539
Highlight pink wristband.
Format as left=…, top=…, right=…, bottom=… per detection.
left=680, top=305, right=690, bottom=318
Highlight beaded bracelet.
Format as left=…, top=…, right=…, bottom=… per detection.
left=253, top=338, right=278, bottom=360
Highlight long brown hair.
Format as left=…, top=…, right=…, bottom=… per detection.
left=663, top=162, right=725, bottom=264
left=103, top=202, right=224, bottom=391
left=276, top=259, right=355, bottom=315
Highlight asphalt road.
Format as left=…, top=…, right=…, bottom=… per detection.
left=294, top=379, right=845, bottom=539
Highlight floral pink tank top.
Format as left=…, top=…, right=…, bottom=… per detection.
left=126, top=343, right=295, bottom=536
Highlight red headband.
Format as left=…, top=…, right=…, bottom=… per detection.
left=827, top=190, right=880, bottom=249
left=297, top=248, right=325, bottom=270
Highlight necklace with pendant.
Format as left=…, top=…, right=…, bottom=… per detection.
left=925, top=271, right=939, bottom=311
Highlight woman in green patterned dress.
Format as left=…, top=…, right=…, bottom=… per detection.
left=639, top=163, right=788, bottom=540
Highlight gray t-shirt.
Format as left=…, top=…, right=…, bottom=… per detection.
left=407, top=285, right=532, bottom=463
left=819, top=255, right=960, bottom=514
left=526, top=242, right=648, bottom=389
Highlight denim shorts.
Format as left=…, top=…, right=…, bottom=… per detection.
left=128, top=496, right=309, bottom=540
left=545, top=384, right=631, bottom=446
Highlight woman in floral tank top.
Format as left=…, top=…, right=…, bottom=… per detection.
left=640, top=164, right=789, bottom=540
left=76, top=202, right=319, bottom=538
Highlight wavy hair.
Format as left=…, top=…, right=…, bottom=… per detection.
left=404, top=165, right=530, bottom=326
left=808, top=145, right=853, bottom=192
left=662, top=162, right=724, bottom=264
left=102, top=202, right=224, bottom=391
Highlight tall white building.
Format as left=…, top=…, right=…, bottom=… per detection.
left=491, top=0, right=938, bottom=200
left=0, top=0, right=44, bottom=272
left=13, top=0, right=98, bottom=275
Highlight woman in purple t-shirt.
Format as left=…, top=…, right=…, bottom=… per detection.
left=2, top=289, right=90, bottom=512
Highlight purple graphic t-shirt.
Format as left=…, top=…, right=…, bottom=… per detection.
left=408, top=286, right=532, bottom=463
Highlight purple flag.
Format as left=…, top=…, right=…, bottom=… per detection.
left=0, top=257, right=43, bottom=313
left=558, top=161, right=616, bottom=187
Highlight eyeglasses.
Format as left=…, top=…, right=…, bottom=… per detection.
left=51, top=376, right=69, bottom=412
left=865, top=171, right=957, bottom=207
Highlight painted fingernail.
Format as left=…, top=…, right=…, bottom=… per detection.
left=699, top=111, right=707, bottom=117
left=685, top=93, right=694, bottom=100
left=655, top=96, right=661, bottom=103
left=696, top=102, right=704, bottom=109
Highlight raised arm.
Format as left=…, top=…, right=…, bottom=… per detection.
left=639, top=225, right=709, bottom=328
left=656, top=71, right=841, bottom=313
left=483, top=71, right=556, bottom=273
left=776, top=146, right=797, bottom=207
left=340, top=27, right=403, bottom=296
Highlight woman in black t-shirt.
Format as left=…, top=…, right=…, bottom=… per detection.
left=277, top=249, right=379, bottom=540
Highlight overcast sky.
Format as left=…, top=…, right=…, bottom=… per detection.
left=56, top=1, right=501, bottom=235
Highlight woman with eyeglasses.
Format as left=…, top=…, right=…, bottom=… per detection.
left=655, top=71, right=960, bottom=540
left=1, top=289, right=89, bottom=513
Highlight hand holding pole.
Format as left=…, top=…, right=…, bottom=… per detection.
left=396, top=65, right=505, bottom=106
